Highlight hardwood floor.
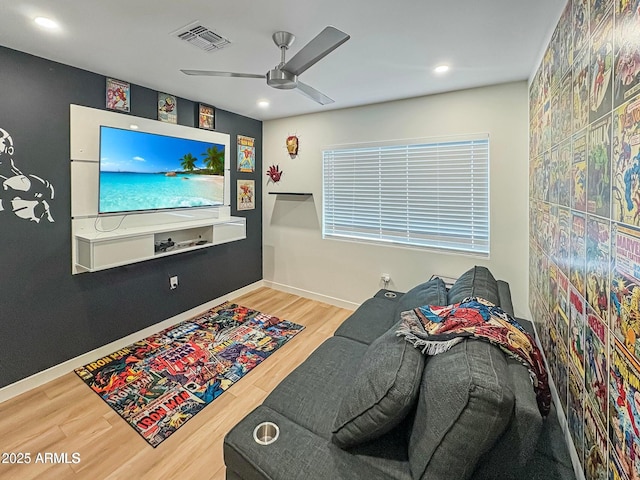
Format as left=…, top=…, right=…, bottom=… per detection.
left=0, top=288, right=353, bottom=480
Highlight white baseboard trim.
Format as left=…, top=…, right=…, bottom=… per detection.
left=263, top=280, right=359, bottom=310
left=0, top=280, right=264, bottom=405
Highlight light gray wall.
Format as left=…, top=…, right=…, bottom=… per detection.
left=262, top=81, right=531, bottom=317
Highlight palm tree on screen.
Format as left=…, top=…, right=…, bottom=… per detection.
left=180, top=153, right=197, bottom=172
left=202, top=146, right=225, bottom=175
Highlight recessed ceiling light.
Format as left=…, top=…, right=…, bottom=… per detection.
left=34, top=16, right=59, bottom=30
left=129, top=124, right=139, bottom=130
left=434, top=65, right=450, bottom=74
left=258, top=100, right=270, bottom=108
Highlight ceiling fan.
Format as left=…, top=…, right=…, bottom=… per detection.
left=181, top=26, right=350, bottom=105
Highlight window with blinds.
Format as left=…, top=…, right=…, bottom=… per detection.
left=322, top=135, right=490, bottom=256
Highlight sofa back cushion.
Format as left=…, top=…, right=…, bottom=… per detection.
left=447, top=266, right=501, bottom=306
left=331, top=278, right=448, bottom=449
left=408, top=339, right=515, bottom=480
left=396, top=277, right=448, bottom=315
left=331, top=323, right=425, bottom=448
left=471, top=357, right=543, bottom=479
left=496, top=280, right=514, bottom=316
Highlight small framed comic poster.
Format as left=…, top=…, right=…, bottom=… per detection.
left=237, top=135, right=255, bottom=172
left=106, top=78, right=130, bottom=112
left=237, top=179, right=255, bottom=211
left=158, top=93, right=177, bottom=124
left=198, top=104, right=215, bottom=130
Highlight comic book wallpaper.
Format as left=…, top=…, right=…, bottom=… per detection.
left=74, top=302, right=304, bottom=447
left=529, top=1, right=640, bottom=478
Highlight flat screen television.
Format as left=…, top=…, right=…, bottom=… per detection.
left=98, top=125, right=225, bottom=214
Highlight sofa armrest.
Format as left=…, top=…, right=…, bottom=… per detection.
left=224, top=405, right=400, bottom=480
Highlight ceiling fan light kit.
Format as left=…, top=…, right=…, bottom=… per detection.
left=181, top=26, right=350, bottom=105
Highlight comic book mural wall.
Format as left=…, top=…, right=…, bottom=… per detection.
left=529, top=1, right=640, bottom=478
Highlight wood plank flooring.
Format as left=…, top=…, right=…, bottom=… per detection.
left=0, top=287, right=353, bottom=480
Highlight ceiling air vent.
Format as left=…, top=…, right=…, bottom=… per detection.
left=173, top=22, right=231, bottom=52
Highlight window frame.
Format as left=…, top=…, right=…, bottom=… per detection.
left=321, top=134, right=490, bottom=257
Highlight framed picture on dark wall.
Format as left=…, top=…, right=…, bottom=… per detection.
left=237, top=135, right=255, bottom=172
left=198, top=103, right=215, bottom=130
left=237, top=179, right=255, bottom=211
left=158, top=93, right=177, bottom=124
left=106, top=78, right=130, bottom=112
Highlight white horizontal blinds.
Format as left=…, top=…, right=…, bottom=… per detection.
left=322, top=135, right=489, bottom=255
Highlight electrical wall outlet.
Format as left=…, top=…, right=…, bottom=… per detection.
left=381, top=273, right=390, bottom=283
left=170, top=276, right=179, bottom=290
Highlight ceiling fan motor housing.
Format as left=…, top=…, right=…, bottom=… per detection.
left=267, top=69, right=297, bottom=89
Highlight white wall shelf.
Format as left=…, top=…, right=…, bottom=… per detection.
left=268, top=192, right=313, bottom=195
left=74, top=216, right=246, bottom=273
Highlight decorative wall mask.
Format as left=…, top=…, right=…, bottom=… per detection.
left=0, top=127, right=55, bottom=223
left=267, top=165, right=283, bottom=183
left=286, top=135, right=299, bottom=156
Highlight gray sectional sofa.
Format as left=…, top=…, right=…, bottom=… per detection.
left=224, top=267, right=576, bottom=480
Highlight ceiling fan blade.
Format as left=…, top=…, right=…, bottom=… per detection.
left=296, top=81, right=334, bottom=105
left=181, top=69, right=264, bottom=79
left=282, top=26, right=350, bottom=76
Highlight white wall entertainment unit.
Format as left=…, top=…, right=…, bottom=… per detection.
left=73, top=213, right=246, bottom=273
left=70, top=104, right=245, bottom=274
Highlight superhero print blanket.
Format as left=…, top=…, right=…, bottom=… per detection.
left=397, top=297, right=550, bottom=416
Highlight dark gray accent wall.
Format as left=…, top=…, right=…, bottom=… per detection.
left=0, top=46, right=262, bottom=388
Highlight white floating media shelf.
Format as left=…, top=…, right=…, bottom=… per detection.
left=69, top=104, right=244, bottom=274
left=74, top=215, right=246, bottom=273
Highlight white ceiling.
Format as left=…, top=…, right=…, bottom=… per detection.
left=0, top=1, right=566, bottom=121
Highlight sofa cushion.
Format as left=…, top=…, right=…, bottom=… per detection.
left=334, top=280, right=447, bottom=346
left=448, top=266, right=501, bottom=306
left=471, top=357, right=543, bottom=479
left=332, top=323, right=426, bottom=448
left=408, top=339, right=514, bottom=480
left=496, top=280, right=514, bottom=316
left=263, top=336, right=368, bottom=439
left=396, top=277, right=448, bottom=314
left=334, top=296, right=399, bottom=345
left=224, top=405, right=411, bottom=480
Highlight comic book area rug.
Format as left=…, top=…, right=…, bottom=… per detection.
left=74, top=302, right=304, bottom=447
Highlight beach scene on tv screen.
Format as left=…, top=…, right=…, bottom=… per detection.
left=99, top=126, right=225, bottom=214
